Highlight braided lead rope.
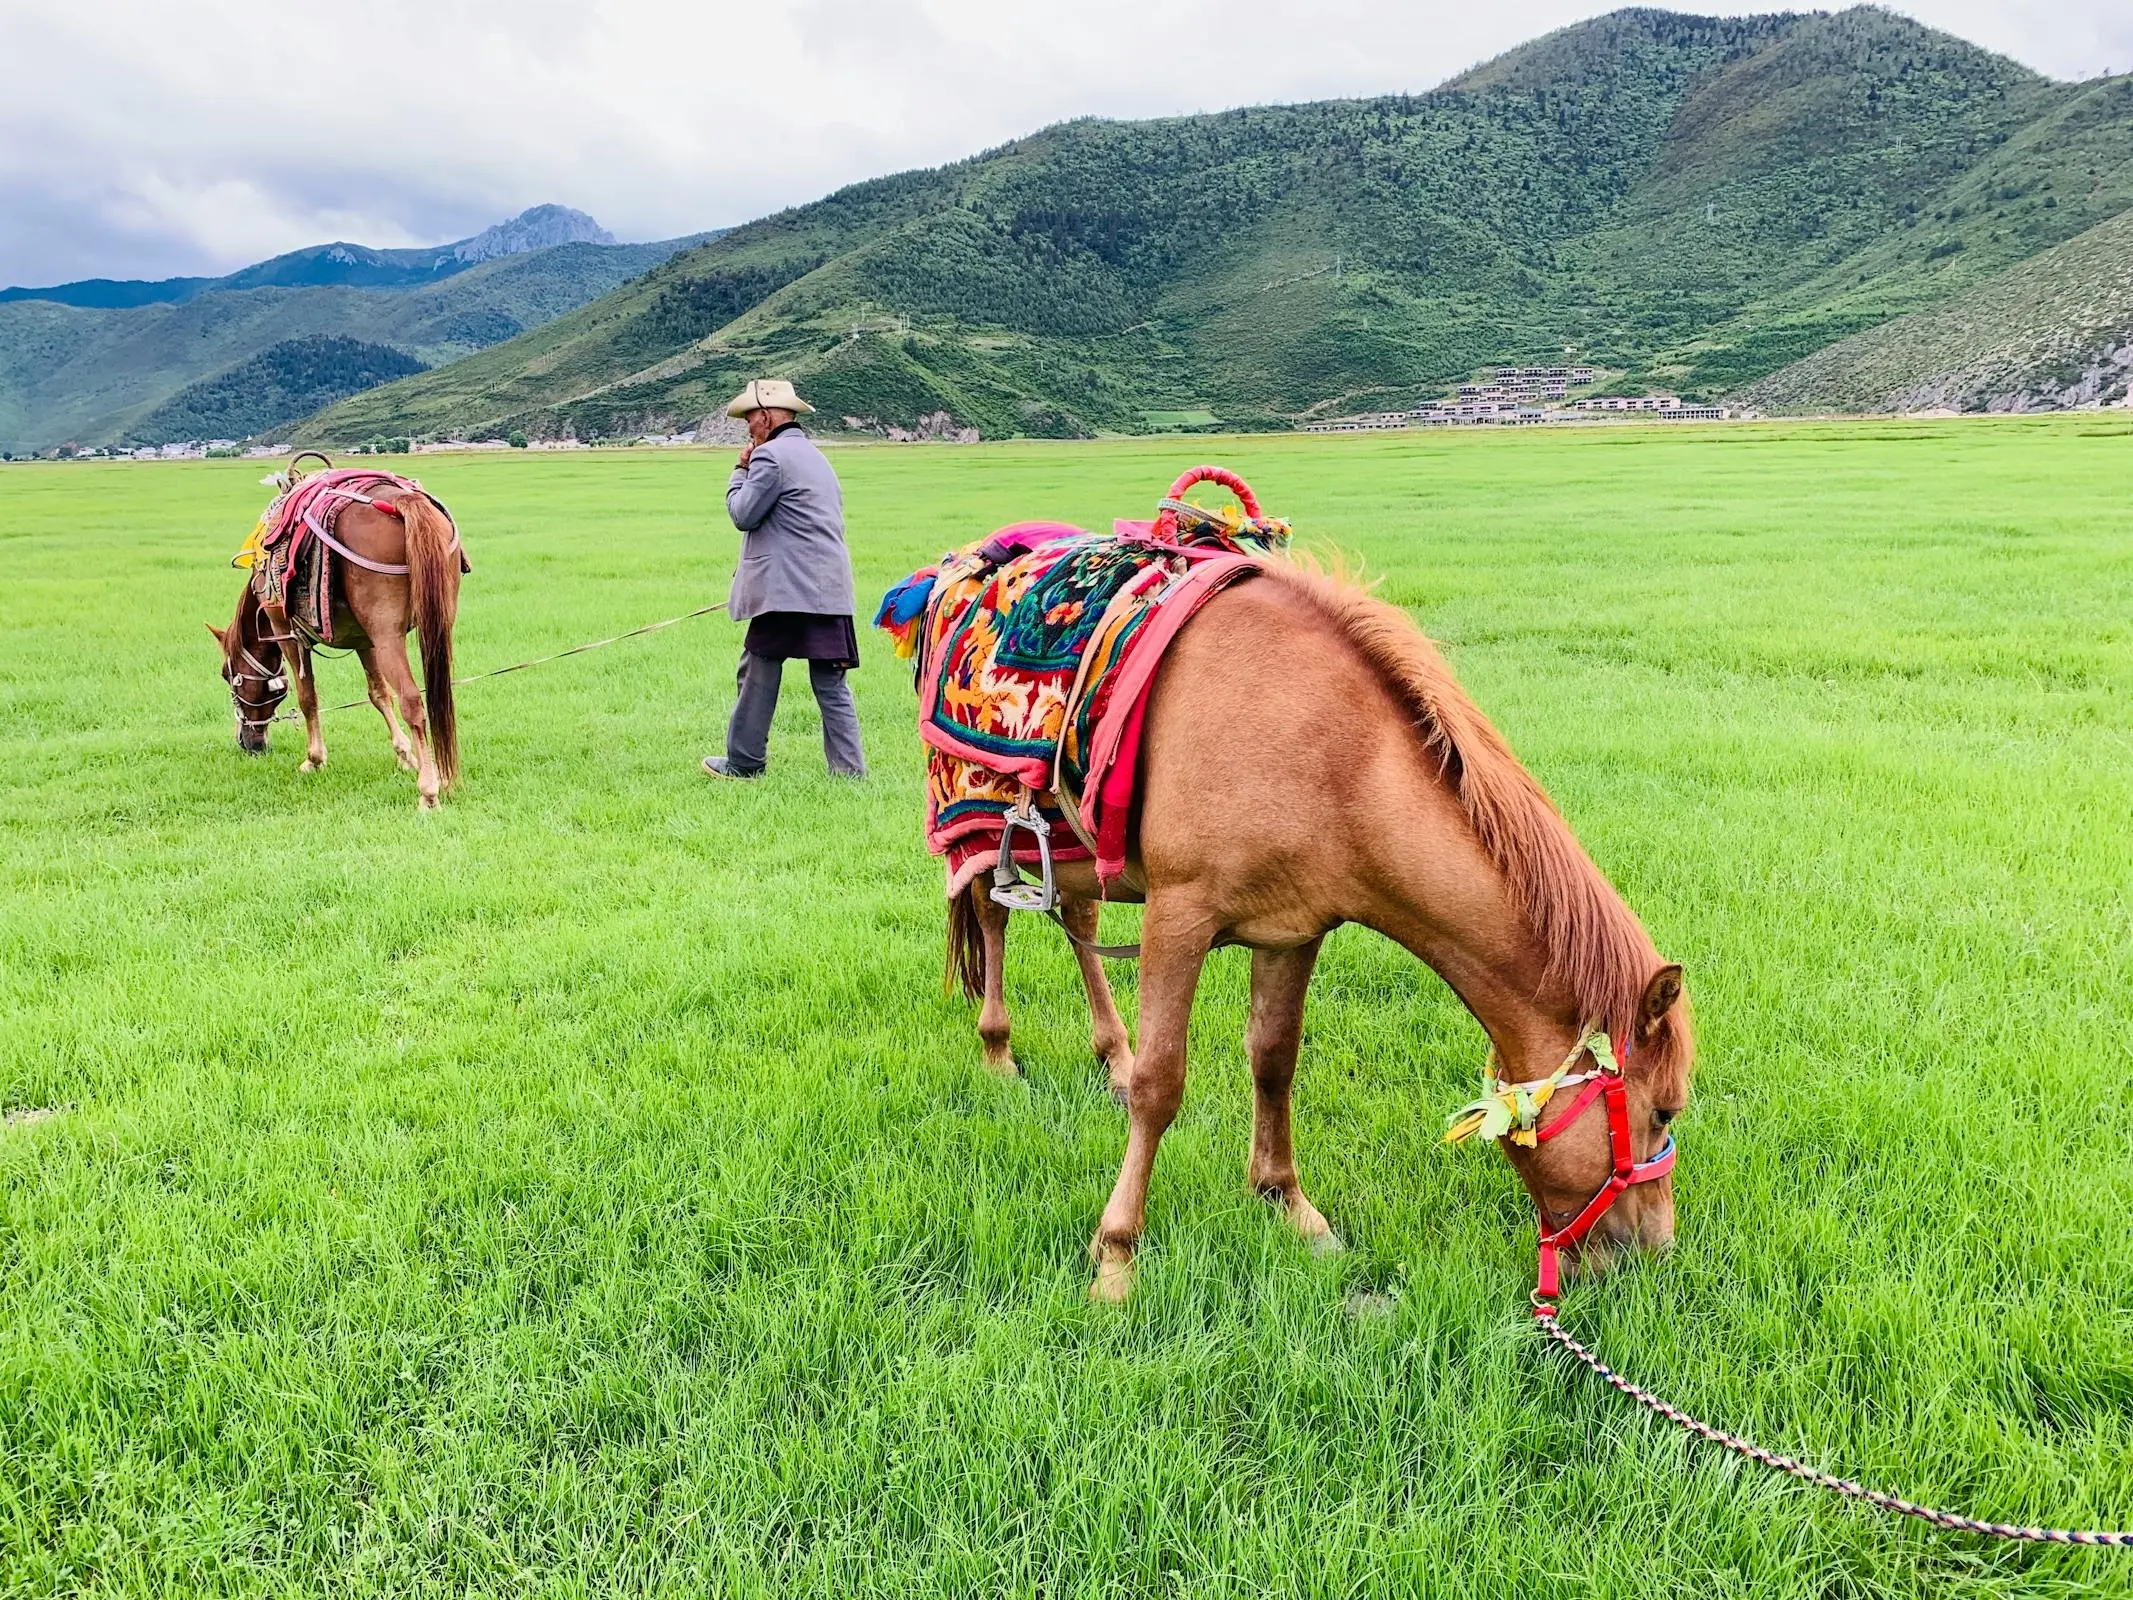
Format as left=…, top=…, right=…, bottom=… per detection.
left=1533, top=1306, right=2133, bottom=1546
left=256, top=601, right=730, bottom=721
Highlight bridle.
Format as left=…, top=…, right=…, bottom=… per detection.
left=225, top=638, right=289, bottom=736
left=1443, top=1029, right=1676, bottom=1312
left=1449, top=1039, right=2133, bottom=1546
left=1526, top=1037, right=1676, bottom=1309
left=1489, top=1038, right=2133, bottom=1548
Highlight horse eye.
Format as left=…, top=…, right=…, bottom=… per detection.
left=1652, top=1107, right=1679, bottom=1129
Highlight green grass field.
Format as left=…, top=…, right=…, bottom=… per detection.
left=4, top=420, right=2132, bottom=1597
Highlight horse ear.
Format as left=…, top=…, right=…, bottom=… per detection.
left=206, top=622, right=226, bottom=647
left=1639, top=964, right=1684, bottom=1036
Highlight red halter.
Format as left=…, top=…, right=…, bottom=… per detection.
left=1529, top=1047, right=1676, bottom=1310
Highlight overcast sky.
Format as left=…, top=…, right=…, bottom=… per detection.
left=1, top=0, right=2124, bottom=289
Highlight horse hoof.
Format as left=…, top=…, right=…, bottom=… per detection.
left=1106, top=1076, right=1132, bottom=1107
left=396, top=753, right=418, bottom=773
left=982, top=1051, right=1020, bottom=1079
left=1089, top=1250, right=1135, bottom=1304
left=1307, top=1228, right=1346, bottom=1257
left=298, top=759, right=322, bottom=774
left=418, top=795, right=441, bottom=812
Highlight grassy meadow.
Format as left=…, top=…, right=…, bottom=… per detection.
left=3, top=419, right=2132, bottom=1597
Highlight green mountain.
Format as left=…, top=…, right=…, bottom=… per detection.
left=0, top=226, right=715, bottom=452
left=302, top=7, right=2133, bottom=444
left=124, top=336, right=428, bottom=444
left=1735, top=204, right=2133, bottom=412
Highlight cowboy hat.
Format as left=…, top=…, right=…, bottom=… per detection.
left=725, top=378, right=815, bottom=418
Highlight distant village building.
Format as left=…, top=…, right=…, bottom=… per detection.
left=1574, top=394, right=1681, bottom=412
left=1302, top=363, right=1725, bottom=434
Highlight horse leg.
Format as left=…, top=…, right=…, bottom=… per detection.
left=1089, top=899, right=1210, bottom=1302
left=1058, top=893, right=1134, bottom=1099
left=374, top=632, right=440, bottom=809
left=1247, top=940, right=1339, bottom=1252
left=973, top=884, right=1017, bottom=1076
left=355, top=643, right=416, bottom=772
left=291, top=641, right=327, bottom=772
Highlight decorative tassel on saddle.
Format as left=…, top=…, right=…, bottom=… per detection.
left=874, top=567, right=939, bottom=659
left=1443, top=1031, right=1618, bottom=1149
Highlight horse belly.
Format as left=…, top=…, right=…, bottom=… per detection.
left=1053, top=858, right=1144, bottom=904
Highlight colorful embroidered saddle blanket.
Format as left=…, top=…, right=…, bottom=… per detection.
left=876, top=473, right=1289, bottom=895
left=239, top=468, right=460, bottom=645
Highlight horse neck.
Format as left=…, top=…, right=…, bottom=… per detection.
left=1348, top=746, right=1613, bottom=1085
left=232, top=586, right=274, bottom=658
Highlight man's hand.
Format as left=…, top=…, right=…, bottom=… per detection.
left=737, top=441, right=754, bottom=468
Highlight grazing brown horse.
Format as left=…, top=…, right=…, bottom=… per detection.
left=950, top=564, right=1693, bottom=1301
left=209, top=491, right=461, bottom=808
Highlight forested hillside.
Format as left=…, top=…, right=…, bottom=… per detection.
left=124, top=337, right=428, bottom=444
left=1738, top=205, right=2133, bottom=412
left=307, top=7, right=2133, bottom=443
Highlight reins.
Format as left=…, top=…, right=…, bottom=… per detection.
left=1446, top=1032, right=2133, bottom=1547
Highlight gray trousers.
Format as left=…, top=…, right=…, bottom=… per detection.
left=726, top=649, right=866, bottom=776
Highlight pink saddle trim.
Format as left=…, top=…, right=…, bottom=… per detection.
left=1070, top=553, right=1262, bottom=888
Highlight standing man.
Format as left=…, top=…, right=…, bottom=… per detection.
left=703, top=378, right=866, bottom=780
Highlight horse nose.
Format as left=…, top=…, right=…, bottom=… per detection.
left=1633, top=1188, right=1676, bottom=1254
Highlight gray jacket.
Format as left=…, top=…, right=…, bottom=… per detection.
left=724, top=426, right=856, bottom=620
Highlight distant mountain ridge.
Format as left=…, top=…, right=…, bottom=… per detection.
left=300, top=7, right=2133, bottom=445
left=0, top=205, right=618, bottom=309
left=0, top=212, right=720, bottom=451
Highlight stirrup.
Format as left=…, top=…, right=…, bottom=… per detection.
left=991, top=796, right=1058, bottom=914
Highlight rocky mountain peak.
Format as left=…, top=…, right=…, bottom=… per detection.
left=453, top=205, right=615, bottom=265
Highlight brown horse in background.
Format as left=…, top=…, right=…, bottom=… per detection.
left=209, top=491, right=462, bottom=808
left=949, top=563, right=1693, bottom=1301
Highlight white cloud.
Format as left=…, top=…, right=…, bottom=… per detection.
left=0, top=0, right=2124, bottom=287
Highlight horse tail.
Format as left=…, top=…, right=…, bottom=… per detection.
left=946, top=883, right=986, bottom=1001
left=402, top=493, right=461, bottom=788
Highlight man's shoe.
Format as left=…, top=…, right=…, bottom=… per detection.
left=702, top=756, right=763, bottom=780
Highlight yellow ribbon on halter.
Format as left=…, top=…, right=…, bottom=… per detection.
left=1443, top=1031, right=1616, bottom=1150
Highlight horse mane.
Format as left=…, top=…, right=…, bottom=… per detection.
left=224, top=581, right=264, bottom=662
left=1268, top=565, right=1692, bottom=1091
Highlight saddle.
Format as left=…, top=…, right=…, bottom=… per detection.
left=876, top=467, right=1290, bottom=897
left=235, top=455, right=464, bottom=645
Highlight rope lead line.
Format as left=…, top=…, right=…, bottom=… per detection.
left=1534, top=1306, right=2133, bottom=1546
left=311, top=601, right=728, bottom=713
